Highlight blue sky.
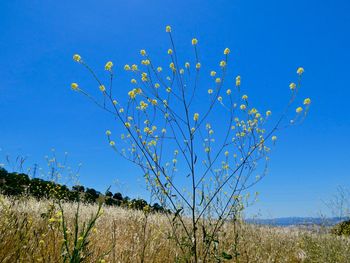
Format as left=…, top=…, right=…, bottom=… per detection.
left=0, top=0, right=349, bottom=217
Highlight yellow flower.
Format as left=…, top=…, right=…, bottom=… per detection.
left=185, top=62, right=190, bottom=68
left=226, top=89, right=231, bottom=95
left=218, top=96, right=222, bottom=102
left=272, top=135, right=277, bottom=142
left=168, top=49, right=173, bottom=55
left=73, top=54, right=81, bottom=62
left=210, top=71, right=216, bottom=77
left=193, top=113, right=199, bottom=121
left=196, top=63, right=201, bottom=69
left=157, top=66, right=162, bottom=72
left=99, top=85, right=106, bottom=92
left=106, top=130, right=111, bottom=136
left=140, top=49, right=146, bottom=56
left=169, top=62, right=175, bottom=69
left=296, top=106, right=303, bottom=113
left=78, top=236, right=84, bottom=242
left=131, top=78, right=137, bottom=84
left=131, top=64, right=138, bottom=71
left=224, top=151, right=229, bottom=156
left=242, top=95, right=248, bottom=100
left=125, top=122, right=131, bottom=128
left=224, top=48, right=230, bottom=55
left=141, top=59, right=150, bottom=65
left=151, top=99, right=158, bottom=105
left=208, top=89, right=213, bottom=94
left=124, top=64, right=131, bottom=71
left=240, top=104, right=246, bottom=110
left=166, top=25, right=171, bottom=32
left=266, top=110, right=272, bottom=116
left=113, top=100, right=118, bottom=105
left=236, top=75, right=241, bottom=86
left=128, top=90, right=136, bottom=99
left=220, top=60, right=226, bottom=67
left=71, top=83, right=79, bottom=91
left=215, top=78, right=221, bottom=83
left=179, top=69, right=184, bottom=74
left=105, top=61, right=113, bottom=71
left=303, top=98, right=311, bottom=105
left=110, top=141, right=115, bottom=146
left=192, top=38, right=198, bottom=45
left=297, top=67, right=304, bottom=75
left=289, top=82, right=296, bottom=90
left=166, top=87, right=171, bottom=93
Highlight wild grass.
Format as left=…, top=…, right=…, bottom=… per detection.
left=0, top=195, right=349, bottom=263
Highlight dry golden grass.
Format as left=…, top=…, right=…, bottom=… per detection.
left=1, top=195, right=349, bottom=263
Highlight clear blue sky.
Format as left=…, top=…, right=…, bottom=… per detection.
left=0, top=0, right=349, bottom=217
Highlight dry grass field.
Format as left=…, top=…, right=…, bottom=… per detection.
left=1, top=195, right=349, bottom=263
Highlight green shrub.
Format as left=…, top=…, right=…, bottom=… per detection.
left=331, top=220, right=350, bottom=236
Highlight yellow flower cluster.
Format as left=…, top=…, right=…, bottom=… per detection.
left=236, top=75, right=241, bottom=86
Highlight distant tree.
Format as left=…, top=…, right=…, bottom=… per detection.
left=72, top=185, right=85, bottom=192
left=105, top=190, right=113, bottom=197
left=85, top=188, right=99, bottom=203
left=113, top=192, right=123, bottom=200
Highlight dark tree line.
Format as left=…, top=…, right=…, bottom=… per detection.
left=0, top=167, right=167, bottom=213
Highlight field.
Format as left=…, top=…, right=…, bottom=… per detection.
left=1, top=195, right=349, bottom=263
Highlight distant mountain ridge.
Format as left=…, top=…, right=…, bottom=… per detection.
left=245, top=217, right=349, bottom=226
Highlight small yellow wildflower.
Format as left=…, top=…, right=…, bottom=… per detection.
left=125, top=122, right=131, bottom=128
left=297, top=67, right=304, bottom=75
left=124, top=64, right=131, bottom=71
left=242, top=95, right=248, bottom=100
left=296, top=106, right=303, bottom=113
left=272, top=135, right=277, bottom=142
left=225, top=151, right=229, bottom=156
left=208, top=89, right=213, bottom=94
left=166, top=25, right=171, bottom=32
left=166, top=87, right=171, bottom=93
left=193, top=113, right=199, bottom=121
left=73, top=54, right=81, bottom=62
left=192, top=38, right=198, bottom=45
left=266, top=110, right=272, bottom=116
left=210, top=71, right=216, bottom=77
left=185, top=62, right=190, bottom=68
left=140, top=49, right=146, bottom=56
left=218, top=96, right=223, bottom=102
left=131, top=64, right=138, bottom=71
left=106, top=130, right=111, bottom=136
left=226, top=89, right=231, bottom=95
left=224, top=48, right=230, bottom=55
left=303, top=98, right=311, bottom=105
left=131, top=78, right=137, bottom=84
left=105, top=61, right=113, bottom=71
left=220, top=60, right=226, bottom=67
left=99, top=85, right=106, bottom=92
left=196, top=62, right=201, bottom=69
left=71, top=83, right=79, bottom=91
left=240, top=104, right=246, bottom=110
left=157, top=66, right=162, bottom=72
left=289, top=82, right=296, bottom=90
left=110, top=141, right=115, bottom=146
left=215, top=78, right=221, bottom=83
left=168, top=49, right=173, bottom=55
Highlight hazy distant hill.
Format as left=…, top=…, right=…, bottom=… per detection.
left=245, top=217, right=349, bottom=226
